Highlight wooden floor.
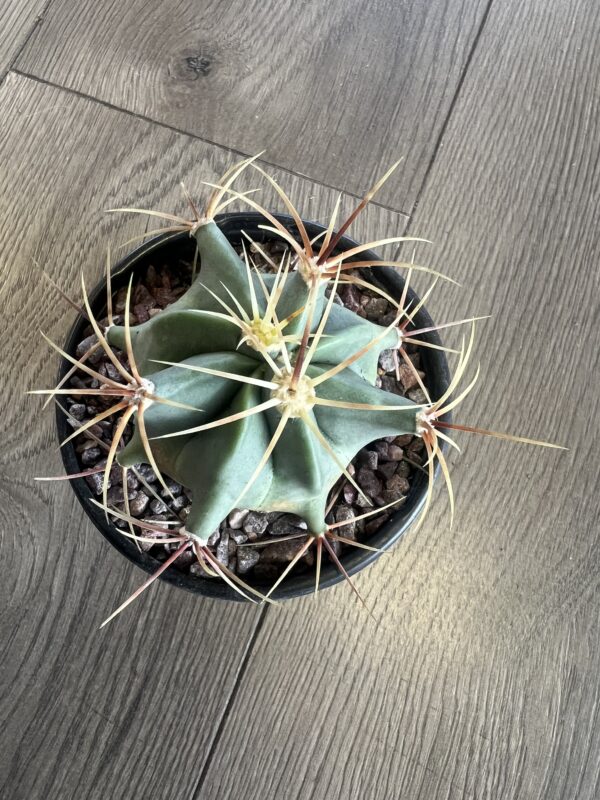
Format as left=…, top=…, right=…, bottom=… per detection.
left=1, top=1, right=599, bottom=797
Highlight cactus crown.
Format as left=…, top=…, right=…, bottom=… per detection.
left=32, top=156, right=565, bottom=624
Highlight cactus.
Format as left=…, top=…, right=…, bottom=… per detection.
left=31, top=156, right=565, bottom=624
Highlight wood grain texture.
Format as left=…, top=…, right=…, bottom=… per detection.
left=0, top=72, right=405, bottom=800
left=0, top=0, right=48, bottom=76
left=15, top=0, right=490, bottom=213
left=198, top=1, right=600, bottom=798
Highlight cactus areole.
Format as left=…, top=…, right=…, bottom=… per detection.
left=57, top=214, right=451, bottom=599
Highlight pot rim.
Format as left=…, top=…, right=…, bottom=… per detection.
left=56, top=212, right=451, bottom=601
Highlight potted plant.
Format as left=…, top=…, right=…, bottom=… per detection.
left=31, top=157, right=564, bottom=625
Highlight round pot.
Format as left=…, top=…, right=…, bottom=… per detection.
left=57, top=212, right=451, bottom=601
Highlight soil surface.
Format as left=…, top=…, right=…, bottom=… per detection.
left=65, top=241, right=429, bottom=582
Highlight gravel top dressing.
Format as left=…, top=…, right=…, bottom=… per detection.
left=65, top=241, right=429, bottom=583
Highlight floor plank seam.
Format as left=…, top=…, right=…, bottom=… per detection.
left=0, top=0, right=58, bottom=89
left=188, top=604, right=270, bottom=799
left=405, top=0, right=497, bottom=230
left=10, top=69, right=411, bottom=220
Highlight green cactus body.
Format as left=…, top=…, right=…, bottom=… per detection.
left=107, top=221, right=421, bottom=542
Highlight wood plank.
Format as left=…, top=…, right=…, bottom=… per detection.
left=0, top=71, right=406, bottom=799
left=15, top=0, right=490, bottom=213
left=197, top=1, right=600, bottom=797
left=0, top=0, right=47, bottom=77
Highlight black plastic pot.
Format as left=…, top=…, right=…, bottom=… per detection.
left=57, top=213, right=451, bottom=601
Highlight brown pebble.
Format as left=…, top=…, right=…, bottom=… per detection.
left=397, top=364, right=421, bottom=391
left=146, top=265, right=158, bottom=288
left=365, top=514, right=391, bottom=536
left=106, top=486, right=125, bottom=505
left=373, top=441, right=389, bottom=459
left=356, top=467, right=383, bottom=497
left=358, top=450, right=378, bottom=470
left=153, top=287, right=178, bottom=307
left=134, top=304, right=151, bottom=323
left=377, top=461, right=397, bottom=481
left=364, top=297, right=389, bottom=321
left=337, top=284, right=362, bottom=313
left=408, top=438, right=425, bottom=453
left=260, top=536, right=314, bottom=565
left=386, top=474, right=410, bottom=496
left=387, top=445, right=404, bottom=461
left=129, top=492, right=149, bottom=516
left=342, top=483, right=357, bottom=504
left=396, top=461, right=411, bottom=478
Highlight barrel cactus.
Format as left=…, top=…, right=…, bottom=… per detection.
left=32, top=156, right=564, bottom=623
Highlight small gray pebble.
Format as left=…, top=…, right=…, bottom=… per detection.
left=160, top=478, right=182, bottom=498
left=81, top=447, right=101, bottom=466
left=171, top=495, right=188, bottom=512
left=85, top=472, right=106, bottom=495
left=207, top=529, right=220, bottom=546
left=76, top=334, right=102, bottom=364
left=334, top=505, right=356, bottom=537
left=237, top=548, right=260, bottom=574
left=69, top=403, right=86, bottom=420
left=228, top=508, right=249, bottom=529
left=150, top=498, right=168, bottom=515
left=243, top=511, right=270, bottom=536
left=378, top=349, right=397, bottom=372
left=135, top=464, right=157, bottom=484
left=216, top=531, right=229, bottom=566
left=269, top=513, right=308, bottom=536
left=407, top=387, right=428, bottom=404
